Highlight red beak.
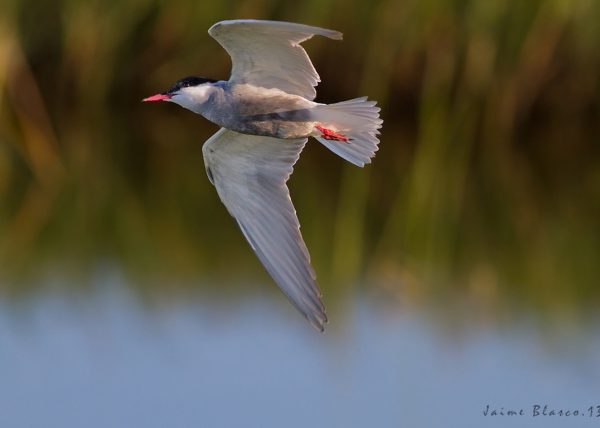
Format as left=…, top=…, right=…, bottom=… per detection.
left=142, top=93, right=171, bottom=102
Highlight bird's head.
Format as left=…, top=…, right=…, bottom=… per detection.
left=143, top=76, right=218, bottom=111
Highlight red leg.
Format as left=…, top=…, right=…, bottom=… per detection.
left=315, top=124, right=350, bottom=142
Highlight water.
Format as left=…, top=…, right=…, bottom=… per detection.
left=1, top=274, right=600, bottom=428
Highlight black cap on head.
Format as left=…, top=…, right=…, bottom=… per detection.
left=166, top=76, right=218, bottom=94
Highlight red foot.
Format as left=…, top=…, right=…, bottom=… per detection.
left=315, top=125, right=350, bottom=142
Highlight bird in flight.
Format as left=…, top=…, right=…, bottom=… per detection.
left=143, top=19, right=382, bottom=331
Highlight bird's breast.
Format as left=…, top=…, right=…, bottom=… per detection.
left=217, top=84, right=317, bottom=138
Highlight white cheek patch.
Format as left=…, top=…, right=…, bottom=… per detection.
left=171, top=86, right=212, bottom=111
left=186, top=86, right=211, bottom=102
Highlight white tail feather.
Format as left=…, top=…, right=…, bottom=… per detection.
left=312, top=97, right=383, bottom=167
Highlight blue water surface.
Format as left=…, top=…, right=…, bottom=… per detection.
left=1, top=274, right=599, bottom=428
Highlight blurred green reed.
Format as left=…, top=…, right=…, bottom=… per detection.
left=0, top=0, right=599, bottom=317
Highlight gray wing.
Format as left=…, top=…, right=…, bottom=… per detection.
left=208, top=19, right=342, bottom=100
left=202, top=128, right=327, bottom=330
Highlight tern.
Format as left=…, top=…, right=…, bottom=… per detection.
left=143, top=19, right=382, bottom=331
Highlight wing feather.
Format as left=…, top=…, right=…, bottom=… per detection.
left=202, top=128, right=327, bottom=330
left=209, top=19, right=342, bottom=100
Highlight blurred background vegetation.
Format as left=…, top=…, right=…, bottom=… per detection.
left=0, top=0, right=598, bottom=322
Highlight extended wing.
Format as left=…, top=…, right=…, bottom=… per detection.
left=209, top=19, right=342, bottom=100
left=202, top=128, right=327, bottom=330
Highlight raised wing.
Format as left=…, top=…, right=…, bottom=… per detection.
left=209, top=19, right=342, bottom=100
left=202, top=128, right=327, bottom=330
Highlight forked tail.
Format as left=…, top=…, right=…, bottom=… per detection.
left=312, top=97, right=383, bottom=167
